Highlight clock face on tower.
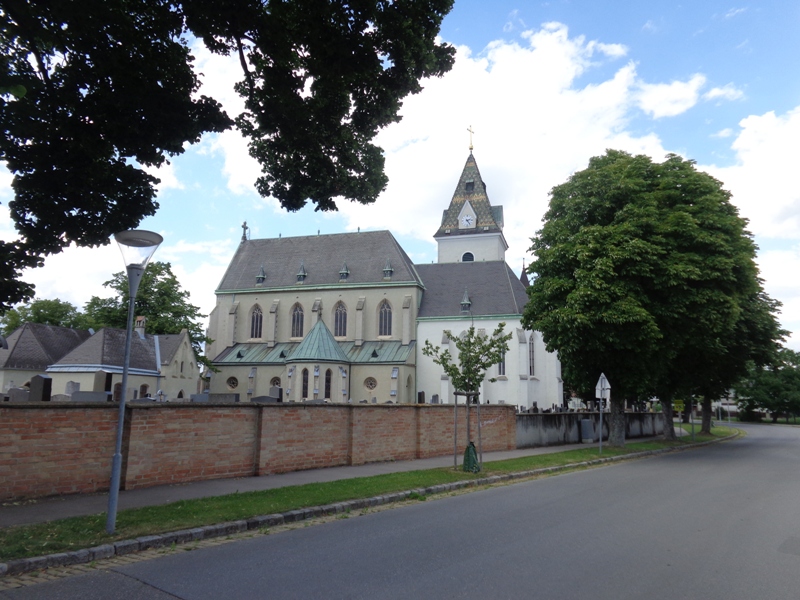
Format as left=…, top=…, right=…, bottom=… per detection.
left=461, top=214, right=474, bottom=228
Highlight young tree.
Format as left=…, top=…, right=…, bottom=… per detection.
left=0, top=1, right=455, bottom=309
left=83, top=261, right=210, bottom=367
left=422, top=324, right=512, bottom=396
left=523, top=150, right=782, bottom=445
left=0, top=297, right=89, bottom=335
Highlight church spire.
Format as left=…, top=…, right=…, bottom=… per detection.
left=433, top=152, right=503, bottom=238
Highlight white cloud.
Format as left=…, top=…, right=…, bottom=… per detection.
left=703, top=83, right=744, bottom=102
left=705, top=106, right=800, bottom=240
left=756, top=247, right=800, bottom=349
left=642, top=20, right=657, bottom=33
left=725, top=7, right=747, bottom=18
left=712, top=128, right=734, bottom=138
left=593, top=42, right=628, bottom=59
left=702, top=105, right=800, bottom=348
left=339, top=23, right=666, bottom=276
left=636, top=74, right=707, bottom=118
left=143, top=161, right=184, bottom=192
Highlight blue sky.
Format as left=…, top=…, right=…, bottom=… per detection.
left=2, top=1, right=799, bottom=349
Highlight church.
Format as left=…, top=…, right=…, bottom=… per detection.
left=205, top=152, right=562, bottom=409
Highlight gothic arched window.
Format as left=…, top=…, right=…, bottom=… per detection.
left=291, top=304, right=304, bottom=338
left=325, top=369, right=332, bottom=399
left=251, top=305, right=263, bottom=338
left=528, top=335, right=535, bottom=376
left=334, top=302, right=347, bottom=337
left=302, top=368, right=309, bottom=398
left=378, top=300, right=392, bottom=336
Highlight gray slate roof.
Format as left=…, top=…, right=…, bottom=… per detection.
left=415, top=261, right=529, bottom=318
left=217, top=230, right=423, bottom=291
left=434, top=153, right=504, bottom=239
left=48, top=328, right=190, bottom=374
left=0, top=323, right=91, bottom=370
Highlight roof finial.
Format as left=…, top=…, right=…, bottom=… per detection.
left=467, top=125, right=474, bottom=152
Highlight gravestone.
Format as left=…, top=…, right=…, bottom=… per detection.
left=9, top=388, right=30, bottom=402
left=190, top=393, right=210, bottom=403
left=251, top=396, right=278, bottom=404
left=431, top=394, right=439, bottom=404
left=208, top=393, right=239, bottom=403
left=65, top=381, right=81, bottom=396
left=268, top=386, right=283, bottom=402
left=29, top=375, right=52, bottom=402
left=72, top=391, right=111, bottom=402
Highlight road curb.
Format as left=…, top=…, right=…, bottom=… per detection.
left=0, top=431, right=738, bottom=578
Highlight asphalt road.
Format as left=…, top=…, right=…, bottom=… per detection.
left=4, top=423, right=800, bottom=600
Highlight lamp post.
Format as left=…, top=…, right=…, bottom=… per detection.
left=106, top=229, right=162, bottom=534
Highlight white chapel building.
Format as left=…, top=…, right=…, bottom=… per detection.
left=206, top=152, right=562, bottom=409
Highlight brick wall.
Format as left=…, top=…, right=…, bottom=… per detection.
left=0, top=406, right=117, bottom=499
left=0, top=403, right=518, bottom=501
left=123, top=405, right=259, bottom=488
left=258, top=405, right=351, bottom=474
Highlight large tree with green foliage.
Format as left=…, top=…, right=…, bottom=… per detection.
left=0, top=297, right=90, bottom=335
left=738, top=348, right=800, bottom=423
left=83, top=261, right=209, bottom=366
left=0, top=0, right=455, bottom=309
left=522, top=150, right=782, bottom=445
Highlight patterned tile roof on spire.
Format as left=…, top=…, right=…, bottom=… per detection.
left=434, top=153, right=503, bottom=239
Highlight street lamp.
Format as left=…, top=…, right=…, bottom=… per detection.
left=106, top=229, right=162, bottom=534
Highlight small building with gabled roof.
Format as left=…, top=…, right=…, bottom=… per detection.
left=46, top=326, right=199, bottom=401
left=0, top=323, right=91, bottom=392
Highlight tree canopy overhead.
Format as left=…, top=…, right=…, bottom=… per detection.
left=522, top=150, right=783, bottom=444
left=0, top=0, right=455, bottom=309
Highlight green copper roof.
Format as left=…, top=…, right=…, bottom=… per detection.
left=288, top=319, right=350, bottom=363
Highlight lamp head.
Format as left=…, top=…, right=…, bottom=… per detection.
left=114, top=230, right=163, bottom=269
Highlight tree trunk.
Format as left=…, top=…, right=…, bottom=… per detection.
left=608, top=397, right=626, bottom=447
left=700, top=396, right=712, bottom=434
left=662, top=398, right=676, bottom=441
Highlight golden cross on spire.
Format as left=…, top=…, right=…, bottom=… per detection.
left=467, top=125, right=474, bottom=152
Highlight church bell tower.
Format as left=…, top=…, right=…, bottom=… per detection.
left=433, top=152, right=508, bottom=264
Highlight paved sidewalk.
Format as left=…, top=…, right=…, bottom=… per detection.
left=1, top=442, right=596, bottom=529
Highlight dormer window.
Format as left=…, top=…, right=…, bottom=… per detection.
left=255, top=265, right=266, bottom=285
left=297, top=261, right=308, bottom=282
left=460, top=288, right=471, bottom=313
left=383, top=259, right=394, bottom=279
left=465, top=180, right=475, bottom=192
left=339, top=262, right=350, bottom=280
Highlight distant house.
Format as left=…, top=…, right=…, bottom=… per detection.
left=46, top=321, right=200, bottom=401
left=0, top=323, right=91, bottom=393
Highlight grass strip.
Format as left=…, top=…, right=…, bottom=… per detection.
left=0, top=428, right=735, bottom=562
